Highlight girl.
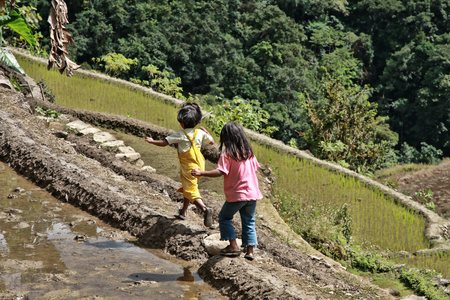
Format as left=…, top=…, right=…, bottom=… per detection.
left=145, top=103, right=214, bottom=227
left=192, top=122, right=262, bottom=260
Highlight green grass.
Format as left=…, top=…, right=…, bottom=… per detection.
left=18, top=57, right=180, bottom=130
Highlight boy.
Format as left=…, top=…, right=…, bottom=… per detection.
left=145, top=103, right=214, bottom=227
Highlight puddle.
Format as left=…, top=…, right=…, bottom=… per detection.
left=0, top=161, right=225, bottom=299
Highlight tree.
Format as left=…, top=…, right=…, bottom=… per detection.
left=300, top=69, right=390, bottom=173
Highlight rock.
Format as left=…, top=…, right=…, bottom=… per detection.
left=116, top=152, right=141, bottom=162
left=0, top=71, right=14, bottom=90
left=80, top=127, right=101, bottom=135
left=142, top=166, right=156, bottom=173
left=135, top=159, right=145, bottom=168
left=74, top=234, right=88, bottom=242
left=5, top=208, right=23, bottom=214
left=101, top=140, right=125, bottom=148
left=386, top=288, right=401, bottom=296
left=93, top=132, right=117, bottom=143
left=13, top=187, right=25, bottom=193
left=66, top=120, right=91, bottom=132
left=118, top=146, right=136, bottom=153
left=13, top=222, right=30, bottom=229
left=392, top=251, right=411, bottom=258
left=203, top=233, right=242, bottom=256
left=48, top=121, right=65, bottom=131
left=400, top=296, right=426, bottom=300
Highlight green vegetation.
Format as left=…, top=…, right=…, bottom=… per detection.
left=34, top=106, right=60, bottom=118
left=204, top=96, right=277, bottom=137
left=19, top=58, right=180, bottom=130
left=18, top=53, right=450, bottom=298
left=92, top=53, right=138, bottom=78
left=300, top=71, right=391, bottom=173
left=253, top=143, right=430, bottom=252
left=0, top=1, right=38, bottom=74
left=16, top=0, right=449, bottom=166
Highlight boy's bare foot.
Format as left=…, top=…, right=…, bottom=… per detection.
left=204, top=207, right=213, bottom=227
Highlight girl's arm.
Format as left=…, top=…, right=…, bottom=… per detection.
left=199, top=126, right=215, bottom=145
left=191, top=168, right=223, bottom=177
left=145, top=137, right=169, bottom=147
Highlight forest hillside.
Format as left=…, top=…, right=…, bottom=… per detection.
left=10, top=0, right=450, bottom=171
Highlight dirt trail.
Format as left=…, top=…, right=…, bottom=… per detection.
left=379, top=160, right=450, bottom=219
left=0, top=85, right=397, bottom=299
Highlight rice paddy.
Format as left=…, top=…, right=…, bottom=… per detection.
left=252, top=144, right=430, bottom=252
left=17, top=55, right=450, bottom=279
left=18, top=58, right=180, bottom=130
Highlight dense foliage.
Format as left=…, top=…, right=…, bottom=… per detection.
left=17, top=0, right=450, bottom=168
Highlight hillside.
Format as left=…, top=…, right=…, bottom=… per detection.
left=0, top=74, right=397, bottom=298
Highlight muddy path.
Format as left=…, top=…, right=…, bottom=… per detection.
left=0, top=161, right=224, bottom=300
left=0, top=87, right=395, bottom=299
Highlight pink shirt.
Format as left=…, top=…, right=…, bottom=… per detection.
left=217, top=153, right=263, bottom=202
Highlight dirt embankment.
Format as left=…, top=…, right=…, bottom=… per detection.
left=0, top=86, right=396, bottom=299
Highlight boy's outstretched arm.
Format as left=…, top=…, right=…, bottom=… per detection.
left=191, top=168, right=223, bottom=177
left=199, top=126, right=215, bottom=145
left=145, top=137, right=169, bottom=147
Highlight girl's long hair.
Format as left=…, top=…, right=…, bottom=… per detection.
left=219, top=122, right=254, bottom=161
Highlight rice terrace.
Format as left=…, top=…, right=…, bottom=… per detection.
left=1, top=49, right=449, bottom=299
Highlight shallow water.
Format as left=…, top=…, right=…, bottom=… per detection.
left=0, top=161, right=224, bottom=299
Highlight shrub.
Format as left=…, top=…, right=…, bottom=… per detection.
left=204, top=96, right=278, bottom=137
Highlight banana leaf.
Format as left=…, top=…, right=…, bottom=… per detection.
left=0, top=47, right=26, bottom=75
left=4, top=9, right=36, bottom=48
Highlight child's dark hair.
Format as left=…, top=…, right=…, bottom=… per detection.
left=219, top=122, right=254, bottom=161
left=177, top=103, right=202, bottom=128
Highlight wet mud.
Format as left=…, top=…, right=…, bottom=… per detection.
left=0, top=87, right=395, bottom=299
left=0, top=161, right=224, bottom=300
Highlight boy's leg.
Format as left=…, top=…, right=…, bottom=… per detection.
left=179, top=197, right=190, bottom=218
left=193, top=198, right=213, bottom=227
left=193, top=198, right=207, bottom=212
left=239, top=201, right=258, bottom=255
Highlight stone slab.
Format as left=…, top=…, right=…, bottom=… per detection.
left=66, top=120, right=91, bottom=131
left=135, top=159, right=145, bottom=168
left=93, top=132, right=117, bottom=143
left=101, top=140, right=125, bottom=148
left=203, top=233, right=242, bottom=256
left=142, top=166, right=156, bottom=173
left=115, top=152, right=141, bottom=161
left=118, top=146, right=136, bottom=154
left=80, top=127, right=101, bottom=135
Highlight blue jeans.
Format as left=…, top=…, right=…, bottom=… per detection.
left=218, top=200, right=258, bottom=248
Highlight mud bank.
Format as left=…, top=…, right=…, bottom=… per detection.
left=0, top=88, right=396, bottom=299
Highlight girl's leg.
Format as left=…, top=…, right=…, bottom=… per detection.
left=219, top=201, right=246, bottom=250
left=239, top=201, right=258, bottom=255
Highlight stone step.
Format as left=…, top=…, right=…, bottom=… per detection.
left=63, top=119, right=155, bottom=171
left=66, top=120, right=92, bottom=132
